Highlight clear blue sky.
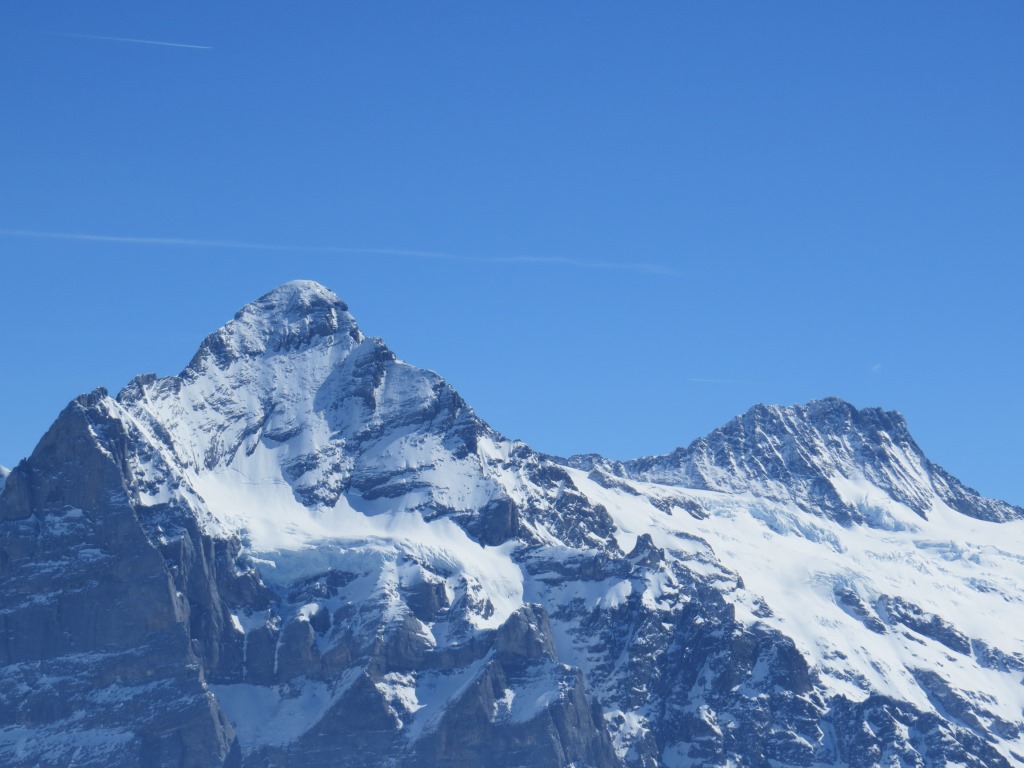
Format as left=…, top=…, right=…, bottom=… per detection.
left=1, top=3, right=1021, bottom=505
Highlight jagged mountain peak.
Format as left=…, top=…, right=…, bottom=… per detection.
left=722, top=396, right=909, bottom=442
left=104, top=281, right=588, bottom=557
left=110, top=282, right=500, bottom=523
left=265, top=278, right=345, bottom=304
left=625, top=397, right=912, bottom=474
left=708, top=398, right=918, bottom=471
left=184, top=280, right=362, bottom=374
left=624, top=396, right=1021, bottom=525
left=242, top=279, right=353, bottom=334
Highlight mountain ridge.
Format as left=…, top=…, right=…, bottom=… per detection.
left=611, top=396, right=1022, bottom=525
left=2, top=280, right=1022, bottom=768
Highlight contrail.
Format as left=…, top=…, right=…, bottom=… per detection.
left=0, top=229, right=677, bottom=276
left=56, top=33, right=211, bottom=50
left=0, top=229, right=445, bottom=258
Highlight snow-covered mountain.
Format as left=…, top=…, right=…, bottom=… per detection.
left=1, top=281, right=1022, bottom=768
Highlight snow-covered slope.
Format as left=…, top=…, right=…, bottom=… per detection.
left=2, top=280, right=1021, bottom=768
left=0, top=465, right=8, bottom=496
left=561, top=463, right=1024, bottom=765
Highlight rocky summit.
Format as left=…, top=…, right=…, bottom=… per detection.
left=2, top=280, right=1022, bottom=768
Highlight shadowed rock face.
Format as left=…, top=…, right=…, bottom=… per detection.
left=2, top=281, right=1022, bottom=768
left=0, top=393, right=243, bottom=768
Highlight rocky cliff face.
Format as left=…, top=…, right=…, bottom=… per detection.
left=2, top=281, right=1022, bottom=767
left=0, top=392, right=243, bottom=767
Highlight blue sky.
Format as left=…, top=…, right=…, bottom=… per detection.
left=1, top=3, right=1022, bottom=504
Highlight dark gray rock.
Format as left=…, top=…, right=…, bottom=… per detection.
left=0, top=394, right=239, bottom=767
